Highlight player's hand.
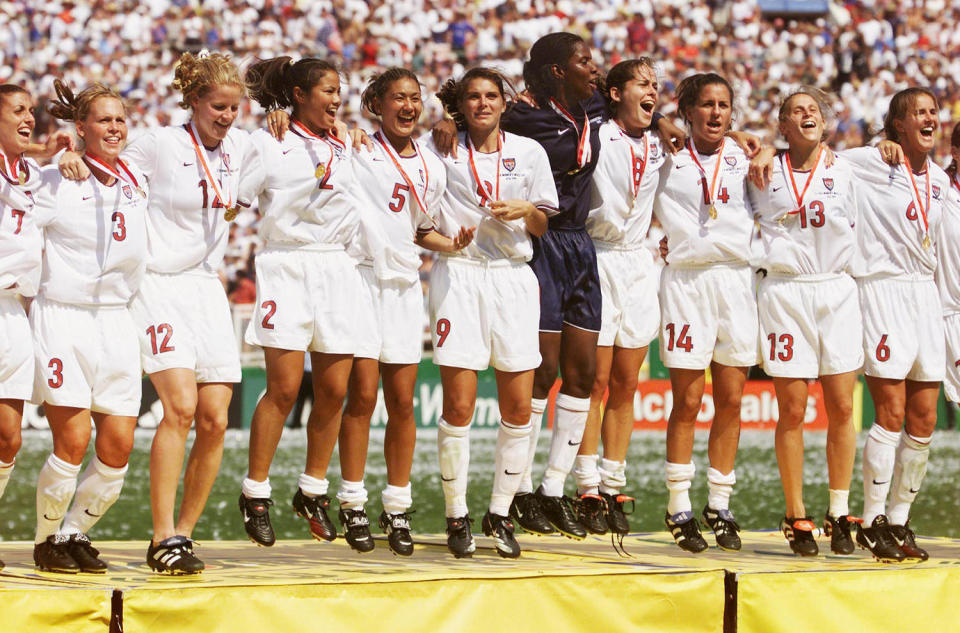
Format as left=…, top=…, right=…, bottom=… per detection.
left=659, top=235, right=669, bottom=262
left=451, top=225, right=476, bottom=251
left=431, top=119, right=459, bottom=158
left=821, top=143, right=836, bottom=167
left=876, top=140, right=904, bottom=166
left=727, top=130, right=763, bottom=158
left=489, top=199, right=535, bottom=222
left=748, top=146, right=777, bottom=189
left=59, top=150, right=90, bottom=181
left=656, top=116, right=686, bottom=154
left=26, top=130, right=76, bottom=160
left=266, top=109, right=289, bottom=141
left=350, top=128, right=373, bottom=151
left=513, top=89, right=538, bottom=108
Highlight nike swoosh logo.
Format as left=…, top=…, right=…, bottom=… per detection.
left=83, top=509, right=102, bottom=518
left=674, top=164, right=684, bottom=169
left=43, top=513, right=63, bottom=521
left=183, top=162, right=193, bottom=166
left=557, top=128, right=569, bottom=136
left=567, top=440, right=581, bottom=446
left=282, top=149, right=294, bottom=155
left=909, top=488, right=920, bottom=494
left=83, top=195, right=94, bottom=201
left=863, top=534, right=877, bottom=548
left=504, top=470, right=521, bottom=476
left=440, top=476, right=455, bottom=482
left=872, top=479, right=888, bottom=485
left=772, top=186, right=782, bottom=192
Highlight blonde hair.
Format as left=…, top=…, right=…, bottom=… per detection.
left=47, top=79, right=124, bottom=122
left=172, top=51, right=244, bottom=110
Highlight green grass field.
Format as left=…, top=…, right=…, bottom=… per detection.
left=3, top=428, right=959, bottom=543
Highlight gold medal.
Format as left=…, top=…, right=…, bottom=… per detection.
left=923, top=235, right=931, bottom=250
left=709, top=205, right=718, bottom=220
left=315, top=164, right=326, bottom=180
left=18, top=171, right=25, bottom=185
left=224, top=207, right=238, bottom=222
left=136, top=186, right=145, bottom=198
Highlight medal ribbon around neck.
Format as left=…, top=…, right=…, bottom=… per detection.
left=374, top=130, right=437, bottom=228
left=549, top=98, right=592, bottom=171
left=83, top=152, right=144, bottom=196
left=951, top=171, right=960, bottom=194
left=903, top=160, right=931, bottom=247
left=466, top=131, right=502, bottom=207
left=290, top=118, right=345, bottom=182
left=780, top=145, right=823, bottom=217
left=0, top=152, right=25, bottom=185
left=618, top=124, right=648, bottom=200
left=686, top=138, right=725, bottom=217
left=186, top=121, right=234, bottom=214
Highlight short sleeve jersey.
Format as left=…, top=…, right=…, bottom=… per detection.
left=936, top=172, right=960, bottom=314
left=0, top=156, right=43, bottom=296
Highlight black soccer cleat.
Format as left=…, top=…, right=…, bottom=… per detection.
left=889, top=521, right=929, bottom=562
left=445, top=515, right=476, bottom=559
left=239, top=493, right=276, bottom=547
left=665, top=511, right=708, bottom=553
left=600, top=492, right=634, bottom=535
left=338, top=507, right=375, bottom=553
left=379, top=511, right=415, bottom=556
left=34, top=534, right=80, bottom=573
left=856, top=515, right=906, bottom=563
left=482, top=512, right=521, bottom=559
left=575, top=493, right=609, bottom=535
left=535, top=486, right=587, bottom=540
left=780, top=516, right=819, bottom=557
left=823, top=513, right=860, bottom=555
left=293, top=489, right=337, bottom=542
left=146, top=535, right=205, bottom=575
left=702, top=505, right=741, bottom=551
left=67, top=533, right=108, bottom=573
left=509, top=492, right=555, bottom=536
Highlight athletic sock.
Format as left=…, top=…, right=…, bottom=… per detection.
left=337, top=479, right=368, bottom=510
left=707, top=467, right=736, bottom=511
left=489, top=419, right=533, bottom=516
left=242, top=476, right=272, bottom=500
left=540, top=394, right=590, bottom=497
left=0, top=459, right=14, bottom=500
left=573, top=454, right=600, bottom=496
left=437, top=417, right=470, bottom=518
left=382, top=483, right=412, bottom=515
left=665, top=461, right=695, bottom=516
left=599, top=458, right=626, bottom=496
left=61, top=457, right=127, bottom=536
left=35, top=454, right=81, bottom=544
left=828, top=489, right=850, bottom=518
left=887, top=432, right=932, bottom=526
left=861, top=424, right=900, bottom=525
left=297, top=473, right=329, bottom=498
left=518, top=398, right=547, bottom=495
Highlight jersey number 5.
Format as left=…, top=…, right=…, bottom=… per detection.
left=389, top=183, right=410, bottom=213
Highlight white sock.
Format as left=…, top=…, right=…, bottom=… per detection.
left=0, top=459, right=14, bottom=500
left=573, top=454, right=600, bottom=496
left=665, top=461, right=695, bottom=516
left=540, top=394, right=590, bottom=497
left=437, top=417, right=470, bottom=518
left=490, top=419, right=532, bottom=516
left=337, top=479, right=368, bottom=509
left=887, top=432, right=932, bottom=526
left=862, top=424, right=900, bottom=525
left=35, top=454, right=81, bottom=544
left=518, top=398, right=547, bottom=494
left=61, top=458, right=127, bottom=536
left=297, top=473, right=329, bottom=497
left=382, top=483, right=412, bottom=515
left=599, top=458, right=626, bottom=495
left=242, top=477, right=272, bottom=499
left=707, top=467, right=736, bottom=511
left=828, top=489, right=850, bottom=518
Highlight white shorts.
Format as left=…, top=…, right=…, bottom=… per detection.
left=658, top=264, right=759, bottom=369
left=596, top=245, right=660, bottom=349
left=131, top=272, right=241, bottom=383
left=758, top=273, right=863, bottom=378
left=859, top=277, right=944, bottom=382
left=354, top=265, right=424, bottom=365
left=30, top=298, right=141, bottom=416
left=0, top=293, right=33, bottom=400
left=429, top=257, right=541, bottom=372
left=244, top=247, right=361, bottom=354
left=944, top=313, right=960, bottom=402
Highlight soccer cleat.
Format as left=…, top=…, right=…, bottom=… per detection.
left=67, top=533, right=108, bottom=573
left=293, top=489, right=337, bottom=542
left=34, top=534, right=80, bottom=573
left=856, top=515, right=906, bottom=563
left=239, top=493, right=276, bottom=547
left=823, top=513, right=861, bottom=555
left=445, top=515, right=476, bottom=558
left=600, top=492, right=634, bottom=535
left=146, top=536, right=205, bottom=575
left=702, top=505, right=741, bottom=551
left=379, top=511, right=415, bottom=556
left=482, top=512, right=521, bottom=559
left=509, top=492, right=555, bottom=535
left=780, top=516, right=819, bottom=557
left=338, top=507, right=375, bottom=553
left=889, top=521, right=929, bottom=561
left=575, top=493, right=609, bottom=535
left=665, top=511, right=708, bottom=553
left=535, top=486, right=586, bottom=540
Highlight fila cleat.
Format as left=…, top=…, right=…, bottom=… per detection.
left=780, top=516, right=819, bottom=557
left=823, top=513, right=861, bottom=555
left=338, top=507, right=375, bottom=553
left=379, top=511, right=415, bottom=556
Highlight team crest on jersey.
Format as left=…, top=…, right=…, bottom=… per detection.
left=419, top=169, right=425, bottom=184
left=724, top=156, right=737, bottom=166
left=222, top=153, right=232, bottom=171
left=122, top=184, right=132, bottom=199
left=823, top=178, right=834, bottom=191
left=932, top=185, right=941, bottom=199
left=650, top=145, right=659, bottom=159
left=502, top=158, right=516, bottom=172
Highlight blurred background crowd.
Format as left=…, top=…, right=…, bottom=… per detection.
left=1, top=0, right=959, bottom=309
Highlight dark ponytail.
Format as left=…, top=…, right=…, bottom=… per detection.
left=246, top=56, right=339, bottom=113
left=948, top=122, right=959, bottom=180
left=361, top=67, right=420, bottom=117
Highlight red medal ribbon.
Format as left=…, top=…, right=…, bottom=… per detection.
left=549, top=98, right=592, bottom=171
left=904, top=160, right=931, bottom=239
left=616, top=123, right=648, bottom=200
left=83, top=152, right=143, bottom=195
left=0, top=152, right=22, bottom=184
left=186, top=122, right=233, bottom=210
left=290, top=119, right=344, bottom=183
left=686, top=139, right=725, bottom=207
left=374, top=131, right=437, bottom=228
left=951, top=172, right=960, bottom=194
left=466, top=131, right=502, bottom=207
left=781, top=146, right=823, bottom=215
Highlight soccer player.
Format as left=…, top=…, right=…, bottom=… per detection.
left=235, top=57, right=361, bottom=549
left=32, top=82, right=148, bottom=573
left=337, top=68, right=474, bottom=556
left=655, top=72, right=755, bottom=553
left=941, top=124, right=960, bottom=413
left=428, top=67, right=558, bottom=558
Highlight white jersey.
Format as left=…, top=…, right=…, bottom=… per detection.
left=32, top=164, right=148, bottom=307
left=0, top=156, right=43, bottom=296
left=586, top=121, right=667, bottom=247
left=844, top=147, right=948, bottom=279
left=425, top=130, right=558, bottom=262
left=653, top=140, right=755, bottom=266
left=238, top=125, right=360, bottom=250
left=123, top=125, right=252, bottom=275
left=750, top=153, right=858, bottom=275
left=351, top=133, right=446, bottom=283
left=936, top=173, right=960, bottom=315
